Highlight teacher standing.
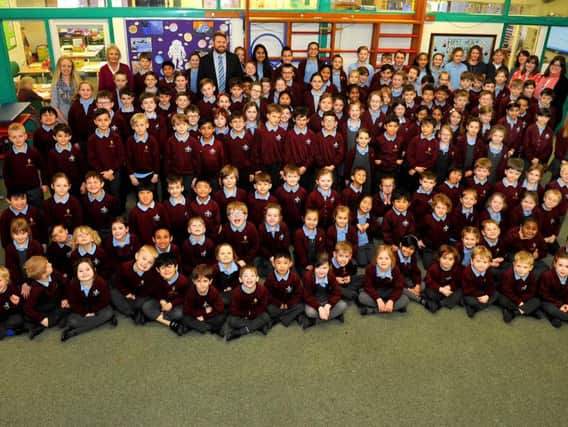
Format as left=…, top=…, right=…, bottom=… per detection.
left=197, top=31, right=242, bottom=94
left=98, top=44, right=134, bottom=92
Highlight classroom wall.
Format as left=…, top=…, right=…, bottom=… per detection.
left=420, top=21, right=504, bottom=58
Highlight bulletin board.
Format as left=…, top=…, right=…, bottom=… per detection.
left=125, top=19, right=231, bottom=75
left=429, top=33, right=496, bottom=63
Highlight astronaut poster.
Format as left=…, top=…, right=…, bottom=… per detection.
left=125, top=19, right=231, bottom=75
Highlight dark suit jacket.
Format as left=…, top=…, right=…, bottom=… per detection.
left=197, top=50, right=242, bottom=94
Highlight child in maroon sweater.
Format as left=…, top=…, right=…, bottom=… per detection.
left=247, top=172, right=278, bottom=226
left=283, top=107, right=315, bottom=189
left=103, top=217, right=141, bottom=274
left=493, top=158, right=524, bottom=209
left=68, top=81, right=97, bottom=145
left=382, top=190, right=416, bottom=249
left=196, top=78, right=217, bottom=123
left=128, top=185, right=170, bottom=245
left=359, top=245, right=409, bottom=315
left=264, top=251, right=305, bottom=327
left=522, top=108, right=554, bottom=168
left=69, top=226, right=111, bottom=280
left=47, top=224, right=73, bottom=279
left=305, top=167, right=339, bottom=229
left=293, top=208, right=327, bottom=274
left=47, top=124, right=86, bottom=196
left=405, top=116, right=439, bottom=190
left=0, top=190, right=46, bottom=248
left=462, top=246, right=498, bottom=318
left=423, top=245, right=463, bottom=313
left=254, top=104, right=287, bottom=186
left=194, top=120, right=225, bottom=188
left=82, top=171, right=118, bottom=241
left=125, top=113, right=160, bottom=193
left=87, top=108, right=125, bottom=204
left=539, top=250, right=568, bottom=328
left=152, top=227, right=182, bottom=267
left=139, top=93, right=169, bottom=150
left=396, top=235, right=423, bottom=304
left=182, top=264, right=226, bottom=335
left=43, top=173, right=84, bottom=233
left=256, top=203, right=291, bottom=278
left=420, top=193, right=453, bottom=269
left=325, top=204, right=358, bottom=256
left=302, top=253, right=347, bottom=328
left=313, top=112, right=345, bottom=184
left=0, top=267, right=24, bottom=338
left=498, top=251, right=541, bottom=323
left=3, top=122, right=48, bottom=210
left=225, top=265, right=271, bottom=340
left=189, top=178, right=221, bottom=240
left=164, top=113, right=200, bottom=194
left=23, top=256, right=68, bottom=339
left=5, top=218, right=44, bottom=291
left=33, top=106, right=58, bottom=158
left=61, top=258, right=115, bottom=342
left=110, top=245, right=159, bottom=323
left=181, top=217, right=216, bottom=276
left=219, top=201, right=260, bottom=266
left=331, top=242, right=362, bottom=302
left=274, top=164, right=307, bottom=232
left=503, top=216, right=548, bottom=279
left=224, top=112, right=256, bottom=190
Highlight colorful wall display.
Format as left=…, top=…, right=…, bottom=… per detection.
left=125, top=19, right=231, bottom=75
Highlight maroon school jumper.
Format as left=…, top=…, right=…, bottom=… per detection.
left=464, top=176, right=493, bottom=209
left=213, top=188, right=248, bottom=224
left=181, top=236, right=216, bottom=275
left=425, top=263, right=462, bottom=292
left=164, top=134, right=201, bottom=178
left=32, top=125, right=55, bottom=158
left=103, top=233, right=141, bottom=273
left=87, top=130, right=125, bottom=173
left=0, top=205, right=46, bottom=247
left=230, top=284, right=268, bottom=319
left=194, top=138, right=225, bottom=181
left=2, top=145, right=46, bottom=193
left=264, top=270, right=303, bottom=307
left=115, top=260, right=160, bottom=298
left=163, top=197, right=191, bottom=240
left=125, top=133, right=161, bottom=177
left=325, top=224, right=358, bottom=255
left=493, top=179, right=522, bottom=210
left=523, top=124, right=554, bottom=164
left=462, top=265, right=495, bottom=298
left=145, top=113, right=169, bottom=151
left=223, top=130, right=256, bottom=174
left=65, top=276, right=110, bottom=316
left=246, top=193, right=278, bottom=226
left=128, top=201, right=170, bottom=244
left=81, top=191, right=118, bottom=232
left=363, top=265, right=404, bottom=302
left=5, top=239, right=44, bottom=287
left=152, top=272, right=190, bottom=308
left=406, top=134, right=439, bottom=170
left=68, top=99, right=97, bottom=142
left=69, top=245, right=111, bottom=279
left=375, top=133, right=404, bottom=173
left=274, top=184, right=307, bottom=230
left=219, top=222, right=260, bottom=264
left=283, top=127, right=316, bottom=171
left=24, top=272, right=66, bottom=325
left=292, top=226, right=326, bottom=270
left=253, top=125, right=287, bottom=171
left=449, top=204, right=479, bottom=240
left=47, top=144, right=87, bottom=185
left=183, top=284, right=225, bottom=318
left=500, top=268, right=537, bottom=305
left=539, top=270, right=568, bottom=308
left=43, top=195, right=84, bottom=231
left=381, top=209, right=416, bottom=245
left=305, top=188, right=339, bottom=229
left=503, top=226, right=547, bottom=260
left=302, top=270, right=342, bottom=309
left=258, top=222, right=291, bottom=259
left=497, top=116, right=524, bottom=153
left=189, top=197, right=221, bottom=239
left=314, top=130, right=345, bottom=169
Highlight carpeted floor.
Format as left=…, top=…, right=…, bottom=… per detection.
left=3, top=304, right=568, bottom=426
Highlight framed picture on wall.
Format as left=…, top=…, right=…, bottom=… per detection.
left=429, top=33, right=496, bottom=63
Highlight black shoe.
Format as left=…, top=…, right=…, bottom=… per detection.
left=260, top=324, right=270, bottom=335
left=134, top=310, right=146, bottom=325
left=302, top=317, right=315, bottom=330
left=465, top=305, right=476, bottom=318
left=502, top=309, right=514, bottom=324
left=398, top=306, right=407, bottom=313
left=426, top=300, right=440, bottom=313
left=549, top=317, right=562, bottom=328
left=29, top=326, right=45, bottom=340
left=61, top=328, right=78, bottom=342
left=169, top=321, right=186, bottom=336
left=110, top=315, right=118, bottom=327
left=533, top=310, right=545, bottom=320
left=337, top=314, right=345, bottom=323
left=225, top=328, right=240, bottom=341
left=359, top=307, right=368, bottom=316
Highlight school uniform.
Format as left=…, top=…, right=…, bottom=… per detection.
left=405, top=134, right=439, bottom=187
left=110, top=260, right=160, bottom=319
left=462, top=265, right=498, bottom=317
left=464, top=176, right=492, bottom=209
left=69, top=244, right=111, bottom=280
left=503, top=227, right=547, bottom=278
left=5, top=238, right=44, bottom=288
left=264, top=270, right=305, bottom=326
left=164, top=133, right=201, bottom=192
left=163, top=196, right=191, bottom=244
left=43, top=194, right=84, bottom=232
left=253, top=124, right=287, bottom=185
left=223, top=130, right=256, bottom=185
left=2, top=145, right=47, bottom=210
left=397, top=249, right=423, bottom=303
left=302, top=270, right=347, bottom=322
left=293, top=226, right=326, bottom=273
left=68, top=98, right=97, bottom=143
left=331, top=256, right=363, bottom=302
left=81, top=191, right=118, bottom=239
left=46, top=241, right=73, bottom=278
left=128, top=201, right=170, bottom=245
left=0, top=204, right=46, bottom=247
left=523, top=124, right=554, bottom=165
left=449, top=204, right=479, bottom=241
left=32, top=125, right=55, bottom=159
left=103, top=233, right=141, bottom=274
left=227, top=284, right=271, bottom=339
left=372, top=192, right=392, bottom=227
left=359, top=265, right=409, bottom=312
left=493, top=179, right=522, bottom=210
left=24, top=271, right=68, bottom=331
left=313, top=130, right=345, bottom=173
left=141, top=271, right=189, bottom=322
left=219, top=221, right=260, bottom=264
left=305, top=188, right=339, bottom=229
left=436, top=181, right=461, bottom=209
left=182, top=284, right=226, bottom=334
left=0, top=283, right=25, bottom=334
left=284, top=126, right=316, bottom=177
left=381, top=208, right=416, bottom=246
left=375, top=133, right=403, bottom=179
left=343, top=145, right=375, bottom=193
left=421, top=213, right=451, bottom=269
left=212, top=262, right=240, bottom=307
left=194, top=137, right=225, bottom=185
left=258, top=222, right=291, bottom=260
left=64, top=276, right=114, bottom=338
left=273, top=175, right=308, bottom=228
left=189, top=196, right=221, bottom=240
left=86, top=129, right=125, bottom=200
left=423, top=262, right=463, bottom=312
left=180, top=235, right=216, bottom=276
left=325, top=224, right=358, bottom=256
left=410, top=188, right=433, bottom=232
left=539, top=269, right=568, bottom=323
left=196, top=98, right=216, bottom=123
left=246, top=192, right=278, bottom=227
left=498, top=268, right=540, bottom=320
left=545, top=178, right=568, bottom=216
left=125, top=132, right=161, bottom=185
left=454, top=135, right=485, bottom=172
left=47, top=144, right=87, bottom=190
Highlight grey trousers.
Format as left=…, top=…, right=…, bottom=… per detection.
left=463, top=292, right=499, bottom=310
left=183, top=313, right=226, bottom=333
left=498, top=295, right=540, bottom=315
left=339, top=275, right=364, bottom=301
left=267, top=303, right=305, bottom=326
left=141, top=299, right=183, bottom=321
left=423, top=287, right=463, bottom=309
left=358, top=290, right=409, bottom=311
left=304, top=300, right=347, bottom=319
left=110, top=289, right=149, bottom=317
left=403, top=279, right=425, bottom=303
left=227, top=312, right=270, bottom=333
left=67, top=306, right=114, bottom=336
left=542, top=302, right=568, bottom=322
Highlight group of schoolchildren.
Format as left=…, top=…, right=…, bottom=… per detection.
left=2, top=42, right=568, bottom=343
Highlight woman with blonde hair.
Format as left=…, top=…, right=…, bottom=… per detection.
left=98, top=44, right=133, bottom=92
left=50, top=55, right=80, bottom=122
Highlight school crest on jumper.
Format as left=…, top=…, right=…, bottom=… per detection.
left=93, top=289, right=100, bottom=296
left=210, top=148, right=216, bottom=155
left=243, top=144, right=249, bottom=151
left=333, top=142, right=339, bottom=149
left=306, top=139, right=311, bottom=145
left=286, top=285, right=292, bottom=293
left=100, top=206, right=108, bottom=214
left=185, top=146, right=191, bottom=152
left=294, top=197, right=301, bottom=204
left=68, top=155, right=75, bottom=162
left=204, top=210, right=212, bottom=218
left=153, top=214, right=161, bottom=222
left=402, top=219, right=409, bottom=227
left=3, top=302, right=9, bottom=310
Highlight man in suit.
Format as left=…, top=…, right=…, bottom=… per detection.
left=198, top=31, right=242, bottom=95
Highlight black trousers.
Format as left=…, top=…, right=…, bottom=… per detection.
left=423, top=287, right=463, bottom=309
left=498, top=295, right=540, bottom=315
left=183, top=313, right=226, bottom=333
left=267, top=303, right=304, bottom=326
left=227, top=313, right=270, bottom=334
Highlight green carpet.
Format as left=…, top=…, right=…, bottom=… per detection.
left=3, top=305, right=568, bottom=426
